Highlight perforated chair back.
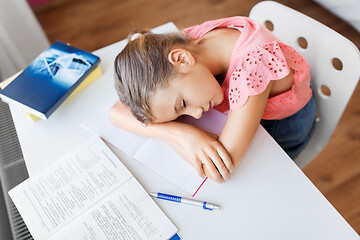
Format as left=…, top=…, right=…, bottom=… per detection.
left=249, top=1, right=360, bottom=168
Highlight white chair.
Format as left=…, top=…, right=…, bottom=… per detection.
left=249, top=1, right=360, bottom=168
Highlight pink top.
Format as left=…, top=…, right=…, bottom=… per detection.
left=183, top=16, right=312, bottom=120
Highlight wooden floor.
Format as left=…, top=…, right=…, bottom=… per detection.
left=32, top=0, right=360, bottom=234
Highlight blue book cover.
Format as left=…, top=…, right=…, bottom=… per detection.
left=0, top=41, right=100, bottom=119
left=169, top=233, right=181, bottom=240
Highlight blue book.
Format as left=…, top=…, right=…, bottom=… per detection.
left=169, top=233, right=182, bottom=240
left=0, top=41, right=100, bottom=120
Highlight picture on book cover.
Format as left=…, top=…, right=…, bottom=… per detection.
left=27, top=41, right=98, bottom=92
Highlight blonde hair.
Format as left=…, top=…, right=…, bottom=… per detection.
left=114, top=29, right=193, bottom=124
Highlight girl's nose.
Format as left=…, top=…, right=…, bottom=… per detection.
left=190, top=107, right=203, bottom=119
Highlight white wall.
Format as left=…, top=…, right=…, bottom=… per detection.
left=0, top=0, right=49, bottom=80
left=314, top=0, right=360, bottom=32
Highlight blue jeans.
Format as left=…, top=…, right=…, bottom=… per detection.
left=260, top=93, right=317, bottom=159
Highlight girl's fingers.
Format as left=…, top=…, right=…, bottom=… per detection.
left=208, top=150, right=231, bottom=181
left=216, top=145, right=233, bottom=173
left=194, top=157, right=206, bottom=178
left=201, top=156, right=223, bottom=183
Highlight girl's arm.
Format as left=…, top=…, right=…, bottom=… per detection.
left=109, top=100, right=233, bottom=182
left=218, top=81, right=273, bottom=168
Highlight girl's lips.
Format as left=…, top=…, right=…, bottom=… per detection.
left=210, top=101, right=213, bottom=109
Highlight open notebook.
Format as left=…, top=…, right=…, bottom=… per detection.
left=81, top=94, right=228, bottom=196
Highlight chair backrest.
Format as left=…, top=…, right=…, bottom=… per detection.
left=249, top=1, right=360, bottom=168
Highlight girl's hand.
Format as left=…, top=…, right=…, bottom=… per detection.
left=168, top=124, right=233, bottom=183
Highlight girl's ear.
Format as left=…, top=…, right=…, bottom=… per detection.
left=168, top=49, right=195, bottom=69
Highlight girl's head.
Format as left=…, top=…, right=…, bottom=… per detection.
left=114, top=30, right=224, bottom=125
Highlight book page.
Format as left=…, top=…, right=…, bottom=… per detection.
left=50, top=178, right=178, bottom=240
left=133, top=139, right=205, bottom=196
left=82, top=94, right=229, bottom=196
left=8, top=137, right=134, bottom=239
left=81, top=95, right=147, bottom=156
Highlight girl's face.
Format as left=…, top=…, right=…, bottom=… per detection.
left=149, top=63, right=224, bottom=123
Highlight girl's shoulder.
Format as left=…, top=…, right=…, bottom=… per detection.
left=199, top=28, right=241, bottom=45
left=183, top=16, right=253, bottom=40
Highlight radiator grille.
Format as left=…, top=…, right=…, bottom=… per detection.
left=0, top=101, right=33, bottom=240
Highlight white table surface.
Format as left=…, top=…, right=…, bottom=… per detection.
left=9, top=23, right=360, bottom=239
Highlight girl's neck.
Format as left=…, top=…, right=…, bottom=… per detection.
left=192, top=28, right=241, bottom=77
left=192, top=40, right=228, bottom=76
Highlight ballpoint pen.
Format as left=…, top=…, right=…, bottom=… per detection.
left=150, top=192, right=220, bottom=211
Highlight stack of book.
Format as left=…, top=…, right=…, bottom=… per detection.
left=0, top=41, right=101, bottom=121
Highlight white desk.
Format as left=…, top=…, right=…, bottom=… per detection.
left=9, top=23, right=360, bottom=239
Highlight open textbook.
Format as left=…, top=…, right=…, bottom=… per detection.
left=81, top=95, right=228, bottom=196
left=9, top=137, right=178, bottom=240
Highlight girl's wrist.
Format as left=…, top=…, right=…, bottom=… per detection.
left=149, top=121, right=190, bottom=144
left=166, top=121, right=191, bottom=143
